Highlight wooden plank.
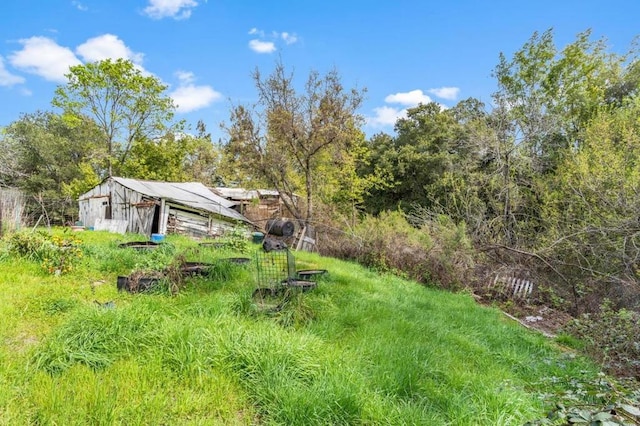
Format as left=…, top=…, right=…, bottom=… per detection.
left=295, top=226, right=307, bottom=251
left=490, top=275, right=534, bottom=300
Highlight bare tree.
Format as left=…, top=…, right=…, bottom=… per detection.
left=222, top=62, right=365, bottom=222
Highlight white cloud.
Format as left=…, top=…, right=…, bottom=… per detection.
left=368, top=88, right=453, bottom=129
left=143, top=0, right=198, bottom=20
left=72, top=1, right=88, bottom=11
left=170, top=71, right=222, bottom=113
left=76, top=34, right=144, bottom=65
left=428, top=86, right=460, bottom=101
left=0, top=56, right=25, bottom=86
left=247, top=28, right=297, bottom=53
left=385, top=89, right=432, bottom=106
left=175, top=70, right=195, bottom=84
left=8, top=34, right=149, bottom=85
left=281, top=32, right=298, bottom=45
left=249, top=39, right=276, bottom=54
left=367, top=106, right=407, bottom=128
left=9, top=37, right=81, bottom=82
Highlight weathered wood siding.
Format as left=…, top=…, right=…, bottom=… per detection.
left=79, top=179, right=241, bottom=238
left=79, top=180, right=157, bottom=233
left=166, top=203, right=234, bottom=238
left=0, top=188, right=26, bottom=232
left=239, top=197, right=283, bottom=227
left=78, top=180, right=112, bottom=229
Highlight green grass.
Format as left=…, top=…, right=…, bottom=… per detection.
left=0, top=228, right=602, bottom=425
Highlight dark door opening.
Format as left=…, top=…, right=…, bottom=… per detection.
left=151, top=204, right=161, bottom=234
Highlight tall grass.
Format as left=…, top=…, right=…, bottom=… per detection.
left=0, top=228, right=604, bottom=424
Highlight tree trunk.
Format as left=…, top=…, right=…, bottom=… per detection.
left=0, top=194, right=3, bottom=238
left=305, top=159, right=313, bottom=222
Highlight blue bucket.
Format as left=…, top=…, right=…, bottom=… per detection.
left=150, top=233, right=165, bottom=243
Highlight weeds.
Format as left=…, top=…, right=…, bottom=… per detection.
left=526, top=369, right=640, bottom=425
left=0, top=229, right=634, bottom=424
left=563, top=299, right=640, bottom=379
left=5, top=230, right=83, bottom=275
left=318, top=211, right=475, bottom=290
left=271, top=289, right=317, bottom=328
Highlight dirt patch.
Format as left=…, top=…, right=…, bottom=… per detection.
left=473, top=293, right=574, bottom=337
left=504, top=305, right=575, bottom=337
left=6, top=332, right=39, bottom=354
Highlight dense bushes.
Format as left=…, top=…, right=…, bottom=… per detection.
left=5, top=230, right=83, bottom=275
left=317, top=211, right=476, bottom=290
left=564, top=300, right=640, bottom=379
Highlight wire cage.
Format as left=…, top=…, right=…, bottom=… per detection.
left=254, top=247, right=296, bottom=288
left=252, top=246, right=317, bottom=310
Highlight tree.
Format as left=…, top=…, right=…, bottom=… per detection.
left=222, top=62, right=366, bottom=222
left=183, top=120, right=225, bottom=186
left=1, top=111, right=103, bottom=222
left=362, top=101, right=489, bottom=219
left=52, top=58, right=177, bottom=177
left=492, top=29, right=631, bottom=173
left=539, top=98, right=640, bottom=309
left=486, top=29, right=640, bottom=310
left=120, top=127, right=222, bottom=184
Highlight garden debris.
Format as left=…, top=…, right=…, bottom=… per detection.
left=93, top=300, right=115, bottom=309
left=490, top=274, right=534, bottom=300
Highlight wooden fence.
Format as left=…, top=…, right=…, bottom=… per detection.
left=0, top=188, right=26, bottom=233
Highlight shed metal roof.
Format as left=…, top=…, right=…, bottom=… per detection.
left=212, top=187, right=282, bottom=200
left=111, top=177, right=250, bottom=223
left=212, top=187, right=259, bottom=201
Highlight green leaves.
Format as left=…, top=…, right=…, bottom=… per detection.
left=53, top=58, right=176, bottom=177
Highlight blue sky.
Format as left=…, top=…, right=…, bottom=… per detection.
left=1, top=0, right=638, bottom=140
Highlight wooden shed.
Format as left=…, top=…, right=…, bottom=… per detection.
left=211, top=187, right=297, bottom=229
left=78, top=177, right=251, bottom=237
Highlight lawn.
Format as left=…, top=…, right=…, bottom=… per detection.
left=0, top=229, right=602, bottom=425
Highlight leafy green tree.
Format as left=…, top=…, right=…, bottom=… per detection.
left=540, top=98, right=640, bottom=308
left=222, top=62, right=366, bottom=221
left=0, top=111, right=103, bottom=222
left=493, top=29, right=633, bottom=173
left=120, top=126, right=222, bottom=184
left=487, top=29, right=640, bottom=309
left=52, top=58, right=177, bottom=177
left=313, top=128, right=385, bottom=224
left=183, top=120, right=225, bottom=186
left=120, top=133, right=193, bottom=181
left=360, top=132, right=399, bottom=214
left=362, top=103, right=457, bottom=213
left=362, top=101, right=491, bottom=220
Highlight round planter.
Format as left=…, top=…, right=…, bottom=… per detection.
left=118, top=241, right=159, bottom=251
left=180, top=262, right=214, bottom=276
left=296, top=269, right=328, bottom=281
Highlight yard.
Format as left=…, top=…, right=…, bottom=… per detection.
left=0, top=228, right=621, bottom=425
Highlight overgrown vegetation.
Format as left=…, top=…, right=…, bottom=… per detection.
left=564, top=301, right=640, bottom=379
left=6, top=230, right=83, bottom=275
left=319, top=210, right=475, bottom=290
left=2, top=26, right=640, bottom=423
left=1, top=229, right=634, bottom=424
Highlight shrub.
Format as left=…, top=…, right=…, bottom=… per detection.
left=563, top=299, right=640, bottom=379
left=5, top=230, right=83, bottom=275
left=412, top=213, right=476, bottom=290
left=211, top=227, right=250, bottom=253
left=6, top=230, right=51, bottom=260
left=317, top=211, right=476, bottom=290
